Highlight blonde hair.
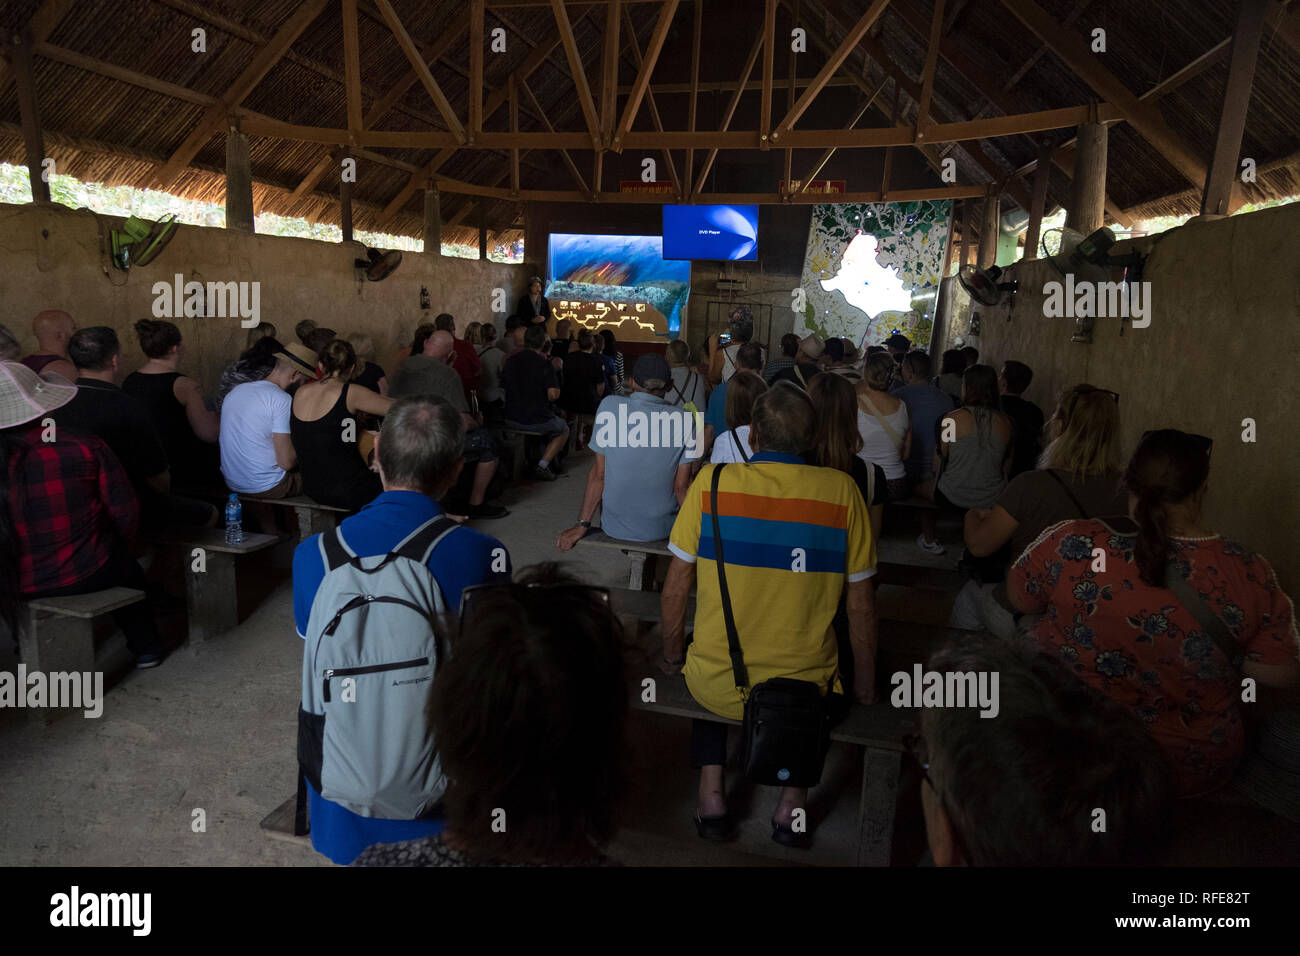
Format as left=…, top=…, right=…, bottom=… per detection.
left=1039, top=385, right=1122, bottom=478
left=346, top=332, right=375, bottom=363
left=464, top=322, right=483, bottom=345
left=863, top=352, right=895, bottom=391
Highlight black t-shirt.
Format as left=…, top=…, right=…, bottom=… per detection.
left=502, top=349, right=560, bottom=424
left=560, top=350, right=605, bottom=415
left=55, top=378, right=168, bottom=493
left=551, top=337, right=572, bottom=360
left=771, top=361, right=823, bottom=389
left=1001, top=395, right=1046, bottom=478
left=354, top=361, right=385, bottom=393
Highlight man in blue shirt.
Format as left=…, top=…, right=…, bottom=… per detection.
left=703, top=340, right=764, bottom=458
left=293, top=395, right=510, bottom=864
left=556, top=353, right=702, bottom=551
left=891, top=350, right=955, bottom=554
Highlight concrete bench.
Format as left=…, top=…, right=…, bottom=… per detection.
left=182, top=530, right=281, bottom=647
left=888, top=495, right=939, bottom=511
left=241, top=494, right=349, bottom=542
left=875, top=561, right=966, bottom=592
left=21, top=587, right=146, bottom=676
left=495, top=428, right=529, bottom=481
left=582, top=532, right=673, bottom=590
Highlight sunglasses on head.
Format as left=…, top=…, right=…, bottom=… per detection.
left=456, top=581, right=613, bottom=639
left=1070, top=385, right=1120, bottom=406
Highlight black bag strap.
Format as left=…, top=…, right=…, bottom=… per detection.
left=321, top=515, right=458, bottom=574
left=709, top=464, right=748, bottom=693
left=730, top=427, right=751, bottom=462
left=1045, top=469, right=1090, bottom=519
left=1164, top=562, right=1241, bottom=667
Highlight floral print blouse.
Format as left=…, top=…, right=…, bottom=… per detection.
left=1007, top=518, right=1299, bottom=797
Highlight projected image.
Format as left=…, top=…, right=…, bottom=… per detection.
left=547, top=233, right=691, bottom=341
left=662, top=204, right=759, bottom=260
left=799, top=201, right=952, bottom=350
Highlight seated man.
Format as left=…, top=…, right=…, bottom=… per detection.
left=20, top=309, right=78, bottom=383
left=1, top=361, right=164, bottom=668
left=53, top=327, right=217, bottom=532
left=389, top=330, right=506, bottom=519
left=659, top=382, right=878, bottom=845
left=918, top=639, right=1172, bottom=866
left=556, top=354, right=699, bottom=550
left=501, top=324, right=569, bottom=482
left=219, top=343, right=316, bottom=498
left=294, top=395, right=512, bottom=865
left=433, top=312, right=480, bottom=406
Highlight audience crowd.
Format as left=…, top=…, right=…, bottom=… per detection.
left=3, top=296, right=1296, bottom=870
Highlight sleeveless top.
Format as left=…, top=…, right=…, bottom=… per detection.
left=855, top=396, right=910, bottom=481
left=936, top=407, right=1008, bottom=508
left=21, top=354, right=60, bottom=374
left=290, top=382, right=382, bottom=513
left=121, top=370, right=217, bottom=486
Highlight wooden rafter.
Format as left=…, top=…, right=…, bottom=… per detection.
left=796, top=75, right=889, bottom=194
left=152, top=0, right=330, bottom=188
left=692, top=26, right=764, bottom=196
left=509, top=75, right=520, bottom=196
left=622, top=4, right=680, bottom=195
left=612, top=0, right=679, bottom=150
left=11, top=28, right=49, bottom=203
left=999, top=0, right=1207, bottom=188
left=551, top=0, right=602, bottom=148
left=600, top=1, right=621, bottom=142
left=374, top=0, right=467, bottom=143
left=470, top=0, right=484, bottom=141
left=760, top=0, right=777, bottom=145
left=1002, top=0, right=1093, bottom=92
left=1202, top=0, right=1269, bottom=216
left=771, top=0, right=892, bottom=143
left=914, top=0, right=946, bottom=141
left=341, top=0, right=363, bottom=138
left=0, top=0, right=75, bottom=93
left=519, top=75, right=590, bottom=198
left=686, top=0, right=703, bottom=195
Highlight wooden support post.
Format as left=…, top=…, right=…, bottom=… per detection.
left=424, top=183, right=441, bottom=255
left=956, top=200, right=969, bottom=271
left=1201, top=0, right=1269, bottom=216
left=880, top=80, right=900, bottom=197
left=225, top=126, right=255, bottom=232
left=760, top=0, right=777, bottom=147
left=686, top=0, right=702, bottom=195
left=508, top=75, right=520, bottom=196
left=340, top=152, right=354, bottom=243
left=1065, top=119, right=1107, bottom=235
left=915, top=0, right=946, bottom=142
left=1023, top=139, right=1052, bottom=258
left=978, top=192, right=999, bottom=270
left=470, top=0, right=484, bottom=142
left=478, top=198, right=487, bottom=260
left=10, top=28, right=49, bottom=203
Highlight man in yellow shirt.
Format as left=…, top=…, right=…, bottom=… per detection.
left=660, top=381, right=879, bottom=846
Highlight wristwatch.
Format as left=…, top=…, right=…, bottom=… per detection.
left=577, top=519, right=592, bottom=528
left=663, top=654, right=685, bottom=667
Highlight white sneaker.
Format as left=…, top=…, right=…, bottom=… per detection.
left=917, top=534, right=945, bottom=555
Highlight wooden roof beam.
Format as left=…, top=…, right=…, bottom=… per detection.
left=998, top=0, right=1208, bottom=188
left=151, top=0, right=330, bottom=188
left=612, top=0, right=679, bottom=151
left=772, top=0, right=892, bottom=143
left=0, top=0, right=75, bottom=94
left=342, top=0, right=363, bottom=138
left=692, top=26, right=765, bottom=196
left=374, top=0, right=467, bottom=143
left=519, top=75, right=591, bottom=198
left=551, top=0, right=603, bottom=148
left=621, top=2, right=679, bottom=194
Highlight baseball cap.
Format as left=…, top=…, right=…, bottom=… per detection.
left=632, top=353, right=671, bottom=390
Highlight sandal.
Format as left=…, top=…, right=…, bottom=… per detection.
left=693, top=812, right=734, bottom=842
left=771, top=821, right=812, bottom=849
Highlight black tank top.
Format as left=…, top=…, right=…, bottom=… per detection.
left=121, top=370, right=218, bottom=486
left=290, top=382, right=381, bottom=513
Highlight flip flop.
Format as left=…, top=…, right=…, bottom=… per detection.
left=771, top=821, right=812, bottom=849
left=693, top=812, right=734, bottom=842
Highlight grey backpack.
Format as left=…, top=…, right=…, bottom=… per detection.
left=297, top=516, right=458, bottom=824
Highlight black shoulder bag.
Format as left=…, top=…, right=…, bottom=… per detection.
left=710, top=464, right=831, bottom=787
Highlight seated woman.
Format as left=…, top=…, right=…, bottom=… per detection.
left=855, top=352, right=911, bottom=501
left=809, top=372, right=888, bottom=546
left=935, top=364, right=1014, bottom=510
left=354, top=563, right=625, bottom=867
left=122, top=319, right=221, bottom=489
left=954, top=384, right=1126, bottom=638
left=709, top=370, right=765, bottom=464
left=346, top=332, right=388, bottom=398
left=290, top=340, right=393, bottom=513
left=1007, top=429, right=1300, bottom=798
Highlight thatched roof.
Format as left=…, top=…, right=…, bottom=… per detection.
left=0, top=0, right=1295, bottom=238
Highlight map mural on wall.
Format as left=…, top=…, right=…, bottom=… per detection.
left=800, top=200, right=952, bottom=349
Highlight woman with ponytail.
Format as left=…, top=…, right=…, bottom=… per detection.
left=1007, top=429, right=1299, bottom=798
left=290, top=338, right=393, bottom=512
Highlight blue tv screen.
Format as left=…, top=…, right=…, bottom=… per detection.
left=662, top=204, right=759, bottom=261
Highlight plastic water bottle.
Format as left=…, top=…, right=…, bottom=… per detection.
left=225, top=494, right=243, bottom=546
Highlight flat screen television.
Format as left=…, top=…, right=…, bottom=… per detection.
left=662, top=204, right=758, bottom=261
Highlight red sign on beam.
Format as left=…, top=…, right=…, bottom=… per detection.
left=780, top=179, right=847, bottom=194
left=619, top=181, right=677, bottom=194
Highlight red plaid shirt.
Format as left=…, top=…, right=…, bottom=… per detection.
left=7, top=422, right=139, bottom=595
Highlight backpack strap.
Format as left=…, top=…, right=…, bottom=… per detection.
left=392, top=514, right=461, bottom=566
left=1163, top=563, right=1242, bottom=668
left=320, top=525, right=357, bottom=572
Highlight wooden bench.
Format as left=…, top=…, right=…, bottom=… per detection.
left=241, top=494, right=349, bottom=542
left=21, top=587, right=146, bottom=676
left=888, top=495, right=939, bottom=511
left=182, top=530, right=282, bottom=647
left=875, top=561, right=966, bottom=592
left=495, top=428, right=529, bottom=481
left=582, top=532, right=673, bottom=590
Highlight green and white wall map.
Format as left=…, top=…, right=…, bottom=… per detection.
left=800, top=200, right=952, bottom=349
